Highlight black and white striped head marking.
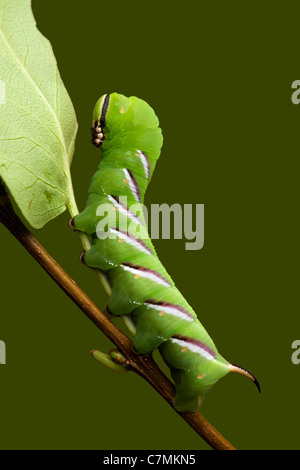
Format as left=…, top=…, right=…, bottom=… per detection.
left=91, top=94, right=110, bottom=147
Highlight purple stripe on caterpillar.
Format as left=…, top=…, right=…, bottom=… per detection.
left=110, top=228, right=153, bottom=255
left=108, top=195, right=143, bottom=227
left=123, top=168, right=141, bottom=202
left=144, top=299, right=194, bottom=322
left=171, top=334, right=216, bottom=360
left=135, top=150, right=150, bottom=180
left=121, top=262, right=172, bottom=287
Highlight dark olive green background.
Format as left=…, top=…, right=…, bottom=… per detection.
left=0, top=0, right=299, bottom=450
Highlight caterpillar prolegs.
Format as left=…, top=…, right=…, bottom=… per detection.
left=71, top=93, right=260, bottom=411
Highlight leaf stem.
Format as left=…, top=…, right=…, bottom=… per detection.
left=0, top=187, right=235, bottom=451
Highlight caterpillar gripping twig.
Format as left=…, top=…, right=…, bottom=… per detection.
left=71, top=92, right=260, bottom=412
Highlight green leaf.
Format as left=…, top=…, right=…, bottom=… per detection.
left=0, top=0, right=78, bottom=229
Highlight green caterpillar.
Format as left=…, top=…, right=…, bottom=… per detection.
left=71, top=92, right=260, bottom=411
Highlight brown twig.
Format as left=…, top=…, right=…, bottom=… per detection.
left=0, top=186, right=235, bottom=451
